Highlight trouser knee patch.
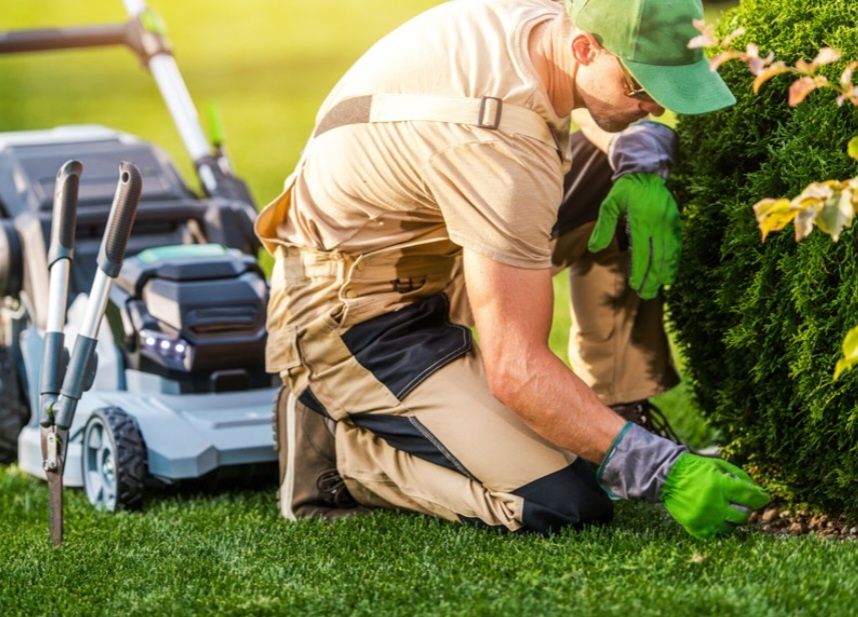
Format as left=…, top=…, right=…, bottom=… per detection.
left=514, top=458, right=614, bottom=535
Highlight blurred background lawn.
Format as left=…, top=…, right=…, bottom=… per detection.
left=2, top=0, right=439, bottom=201
left=0, top=0, right=735, bottom=444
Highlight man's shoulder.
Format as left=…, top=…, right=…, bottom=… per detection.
left=322, top=0, right=563, bottom=107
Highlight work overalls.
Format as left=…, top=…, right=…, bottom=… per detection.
left=256, top=94, right=677, bottom=533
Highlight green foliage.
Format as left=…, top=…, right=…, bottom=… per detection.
left=670, top=0, right=858, bottom=516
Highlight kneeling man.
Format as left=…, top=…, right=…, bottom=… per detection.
left=257, top=0, right=768, bottom=538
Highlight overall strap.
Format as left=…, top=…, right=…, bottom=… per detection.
left=256, top=93, right=564, bottom=255
left=314, top=93, right=561, bottom=154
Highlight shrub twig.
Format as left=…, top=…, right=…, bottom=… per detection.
left=689, top=20, right=858, bottom=378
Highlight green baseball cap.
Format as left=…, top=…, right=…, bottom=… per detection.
left=566, top=0, right=736, bottom=115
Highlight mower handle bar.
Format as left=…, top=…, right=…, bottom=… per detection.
left=0, top=2, right=222, bottom=184
left=0, top=24, right=130, bottom=54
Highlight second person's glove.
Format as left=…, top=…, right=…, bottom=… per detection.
left=587, top=120, right=681, bottom=300
left=588, top=172, right=682, bottom=300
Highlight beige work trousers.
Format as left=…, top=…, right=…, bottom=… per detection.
left=552, top=221, right=679, bottom=405
left=263, top=131, right=678, bottom=532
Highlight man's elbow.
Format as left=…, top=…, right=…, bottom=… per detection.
left=482, top=346, right=527, bottom=407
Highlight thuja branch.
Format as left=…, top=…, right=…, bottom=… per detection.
left=689, top=21, right=858, bottom=379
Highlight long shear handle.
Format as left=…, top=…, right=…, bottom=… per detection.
left=40, top=160, right=81, bottom=427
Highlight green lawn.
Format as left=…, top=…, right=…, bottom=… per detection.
left=3, top=1, right=856, bottom=615
left=3, top=462, right=858, bottom=617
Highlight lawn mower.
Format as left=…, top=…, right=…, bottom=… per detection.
left=0, top=0, right=278, bottom=515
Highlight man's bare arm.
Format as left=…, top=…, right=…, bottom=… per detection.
left=463, top=249, right=625, bottom=463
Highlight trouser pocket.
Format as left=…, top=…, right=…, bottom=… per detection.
left=265, top=326, right=303, bottom=378
left=340, top=293, right=472, bottom=401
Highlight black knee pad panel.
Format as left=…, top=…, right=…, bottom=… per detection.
left=514, top=458, right=614, bottom=535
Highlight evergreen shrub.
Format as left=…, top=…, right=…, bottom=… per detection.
left=669, top=0, right=858, bottom=515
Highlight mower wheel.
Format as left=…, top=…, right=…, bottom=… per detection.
left=82, top=407, right=148, bottom=511
left=0, top=346, right=29, bottom=463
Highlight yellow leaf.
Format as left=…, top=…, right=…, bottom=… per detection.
left=688, top=33, right=717, bottom=49
left=813, top=47, right=841, bottom=67
left=689, top=19, right=717, bottom=49
left=745, top=44, right=776, bottom=76
left=753, top=62, right=790, bottom=93
left=789, top=76, right=818, bottom=106
left=753, top=198, right=795, bottom=241
left=840, top=62, right=858, bottom=88
left=795, top=59, right=815, bottom=75
left=834, top=325, right=858, bottom=380
left=790, top=182, right=840, bottom=241
left=848, top=136, right=858, bottom=161
left=709, top=51, right=746, bottom=72
left=851, top=180, right=858, bottom=213
left=815, top=186, right=853, bottom=241
left=692, top=18, right=711, bottom=34
left=793, top=181, right=837, bottom=206
left=794, top=206, right=818, bottom=241
left=721, top=27, right=746, bottom=48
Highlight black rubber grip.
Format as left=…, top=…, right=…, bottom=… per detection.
left=39, top=331, right=66, bottom=426
left=98, top=161, right=142, bottom=277
left=48, top=160, right=82, bottom=267
left=54, top=335, right=98, bottom=429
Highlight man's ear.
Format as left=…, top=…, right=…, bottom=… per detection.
left=571, top=32, right=599, bottom=65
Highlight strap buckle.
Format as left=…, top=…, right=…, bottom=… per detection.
left=477, top=96, right=503, bottom=130
left=390, top=276, right=427, bottom=293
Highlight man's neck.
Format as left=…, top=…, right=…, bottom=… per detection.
left=528, top=16, right=578, bottom=118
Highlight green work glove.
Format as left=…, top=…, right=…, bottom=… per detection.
left=588, top=172, right=681, bottom=300
left=597, top=423, right=770, bottom=540
left=661, top=453, right=771, bottom=540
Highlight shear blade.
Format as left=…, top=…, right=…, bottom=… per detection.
left=41, top=427, right=66, bottom=547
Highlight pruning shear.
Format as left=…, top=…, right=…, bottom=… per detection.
left=40, top=161, right=142, bottom=546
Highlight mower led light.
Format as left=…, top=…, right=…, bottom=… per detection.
left=139, top=329, right=193, bottom=370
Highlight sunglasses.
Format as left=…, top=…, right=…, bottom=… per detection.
left=616, top=57, right=651, bottom=101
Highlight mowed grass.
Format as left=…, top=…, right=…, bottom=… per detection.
left=4, top=1, right=857, bottom=615
left=4, top=463, right=858, bottom=617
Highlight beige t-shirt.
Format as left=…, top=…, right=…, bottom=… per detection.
left=280, top=0, right=569, bottom=269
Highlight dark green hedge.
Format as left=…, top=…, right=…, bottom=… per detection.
left=669, top=0, right=858, bottom=515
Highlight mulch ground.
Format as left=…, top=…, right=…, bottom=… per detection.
left=749, top=504, right=858, bottom=539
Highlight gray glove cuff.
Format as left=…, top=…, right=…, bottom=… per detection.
left=597, top=422, right=687, bottom=502
left=607, top=121, right=678, bottom=182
